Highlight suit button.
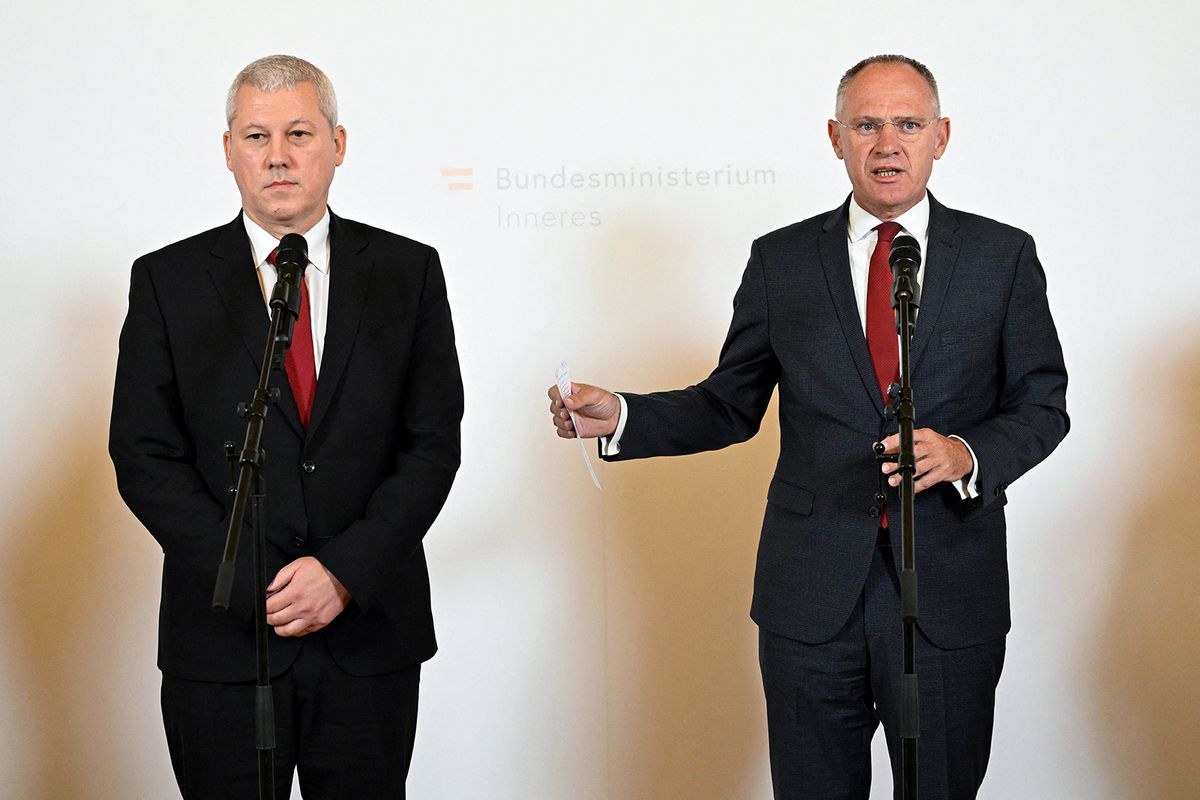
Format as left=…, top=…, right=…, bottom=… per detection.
left=993, top=486, right=1001, bottom=496
left=302, top=461, right=316, bottom=474
left=293, top=536, right=305, bottom=548
left=868, top=504, right=881, bottom=519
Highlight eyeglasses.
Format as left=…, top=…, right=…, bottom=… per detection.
left=835, top=117, right=941, bottom=141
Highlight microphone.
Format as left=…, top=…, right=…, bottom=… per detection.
left=268, top=233, right=309, bottom=365
left=269, top=233, right=309, bottom=314
left=888, top=233, right=922, bottom=307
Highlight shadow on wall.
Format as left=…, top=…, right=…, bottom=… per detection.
left=2, top=299, right=170, bottom=800
left=604, top=410, right=777, bottom=800
left=591, top=213, right=776, bottom=800
left=1094, top=339, right=1200, bottom=799
left=3, top=405, right=163, bottom=795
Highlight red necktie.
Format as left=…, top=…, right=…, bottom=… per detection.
left=866, top=222, right=902, bottom=529
left=866, top=221, right=902, bottom=404
left=268, top=247, right=317, bottom=428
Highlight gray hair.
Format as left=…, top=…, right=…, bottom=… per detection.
left=835, top=54, right=940, bottom=119
left=226, top=55, right=338, bottom=130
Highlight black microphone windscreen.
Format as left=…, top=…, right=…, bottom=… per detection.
left=889, top=234, right=922, bottom=271
left=275, top=233, right=309, bottom=275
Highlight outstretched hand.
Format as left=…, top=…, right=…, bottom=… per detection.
left=878, top=428, right=973, bottom=494
left=547, top=382, right=621, bottom=439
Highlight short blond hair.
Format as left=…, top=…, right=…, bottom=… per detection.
left=226, top=54, right=338, bottom=130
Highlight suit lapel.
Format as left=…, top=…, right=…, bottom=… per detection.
left=911, top=193, right=962, bottom=369
left=819, top=198, right=886, bottom=416
left=207, top=215, right=266, bottom=371
left=206, top=213, right=305, bottom=437
left=308, top=211, right=371, bottom=438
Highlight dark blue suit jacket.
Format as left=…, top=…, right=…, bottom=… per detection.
left=110, top=211, right=463, bottom=681
left=605, top=194, right=1068, bottom=649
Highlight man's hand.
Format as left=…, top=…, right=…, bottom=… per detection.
left=878, top=428, right=974, bottom=494
left=547, top=382, right=621, bottom=439
left=265, top=556, right=352, bottom=637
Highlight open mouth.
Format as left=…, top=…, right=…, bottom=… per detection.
left=872, top=168, right=902, bottom=178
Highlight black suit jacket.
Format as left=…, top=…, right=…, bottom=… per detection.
left=605, top=194, right=1068, bottom=649
left=110, top=211, right=463, bottom=681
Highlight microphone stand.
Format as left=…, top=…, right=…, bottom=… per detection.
left=211, top=258, right=305, bottom=800
left=875, top=236, right=923, bottom=800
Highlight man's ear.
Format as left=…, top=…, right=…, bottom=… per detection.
left=933, top=116, right=950, bottom=160
left=828, top=119, right=845, bottom=159
left=333, top=125, right=347, bottom=167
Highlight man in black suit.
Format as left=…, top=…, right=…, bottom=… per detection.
left=549, top=55, right=1067, bottom=798
left=110, top=55, right=462, bottom=799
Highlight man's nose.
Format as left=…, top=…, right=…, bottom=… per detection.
left=267, top=137, right=289, bottom=168
left=873, top=122, right=901, bottom=154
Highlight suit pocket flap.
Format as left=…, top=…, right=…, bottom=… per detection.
left=959, top=490, right=1007, bottom=522
left=767, top=477, right=814, bottom=516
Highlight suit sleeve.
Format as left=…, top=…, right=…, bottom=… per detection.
left=955, top=233, right=1069, bottom=509
left=109, top=257, right=256, bottom=621
left=313, top=248, right=463, bottom=611
left=604, top=239, right=781, bottom=461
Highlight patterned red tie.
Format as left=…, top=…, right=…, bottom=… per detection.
left=866, top=221, right=902, bottom=529
left=866, top=221, right=902, bottom=404
left=268, top=247, right=316, bottom=427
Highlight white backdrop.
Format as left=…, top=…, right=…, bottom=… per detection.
left=2, top=1, right=1197, bottom=798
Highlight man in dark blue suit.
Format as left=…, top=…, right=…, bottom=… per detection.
left=111, top=55, right=462, bottom=798
left=549, top=55, right=1067, bottom=799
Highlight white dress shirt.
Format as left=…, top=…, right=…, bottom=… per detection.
left=846, top=194, right=928, bottom=335
left=602, top=193, right=980, bottom=499
left=243, top=209, right=332, bottom=375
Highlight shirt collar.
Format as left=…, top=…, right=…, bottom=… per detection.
left=847, top=193, right=930, bottom=244
left=242, top=208, right=331, bottom=275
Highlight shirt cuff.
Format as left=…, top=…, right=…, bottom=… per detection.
left=948, top=434, right=981, bottom=500
left=598, top=393, right=629, bottom=457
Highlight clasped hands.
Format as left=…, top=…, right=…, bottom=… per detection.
left=265, top=556, right=351, bottom=637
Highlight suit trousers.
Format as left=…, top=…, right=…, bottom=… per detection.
left=161, top=631, right=420, bottom=800
left=759, top=542, right=1006, bottom=800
